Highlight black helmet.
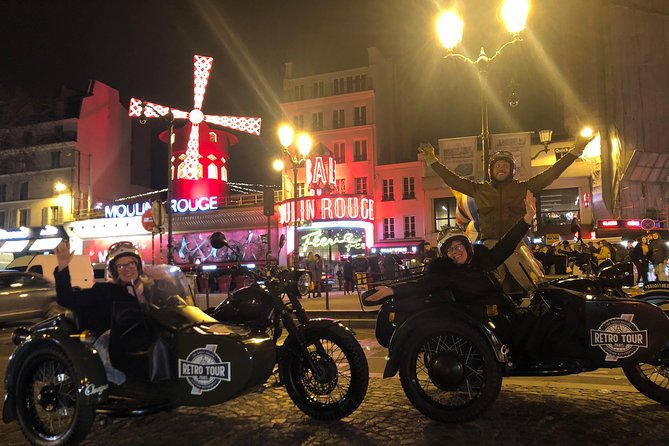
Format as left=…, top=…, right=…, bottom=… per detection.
left=488, top=150, right=516, bottom=181
left=106, top=241, right=143, bottom=280
left=437, top=227, right=473, bottom=259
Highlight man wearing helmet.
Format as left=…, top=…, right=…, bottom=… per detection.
left=418, top=134, right=593, bottom=292
left=363, top=191, right=536, bottom=320
left=54, top=240, right=156, bottom=384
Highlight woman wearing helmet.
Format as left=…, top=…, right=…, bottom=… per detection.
left=362, top=191, right=536, bottom=320
left=54, top=240, right=156, bottom=384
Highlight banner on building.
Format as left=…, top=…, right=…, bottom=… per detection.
left=437, top=136, right=478, bottom=179
left=490, top=132, right=532, bottom=180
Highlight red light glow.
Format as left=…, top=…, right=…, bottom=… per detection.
left=600, top=220, right=619, bottom=227
left=625, top=220, right=641, bottom=227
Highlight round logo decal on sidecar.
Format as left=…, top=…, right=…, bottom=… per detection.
left=178, top=344, right=231, bottom=395
left=590, top=314, right=648, bottom=361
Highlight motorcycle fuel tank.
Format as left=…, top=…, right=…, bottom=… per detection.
left=173, top=323, right=276, bottom=406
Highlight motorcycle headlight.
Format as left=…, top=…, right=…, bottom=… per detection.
left=297, top=272, right=311, bottom=296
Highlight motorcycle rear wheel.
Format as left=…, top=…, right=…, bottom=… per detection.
left=399, top=320, right=503, bottom=423
left=15, top=345, right=96, bottom=446
left=279, top=324, right=369, bottom=420
left=623, top=348, right=669, bottom=405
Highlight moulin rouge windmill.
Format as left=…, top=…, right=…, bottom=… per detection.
left=129, top=55, right=262, bottom=201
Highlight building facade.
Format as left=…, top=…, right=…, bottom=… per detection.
left=0, top=81, right=151, bottom=256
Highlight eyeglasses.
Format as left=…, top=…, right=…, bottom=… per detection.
left=116, top=261, right=138, bottom=271
left=446, top=244, right=466, bottom=254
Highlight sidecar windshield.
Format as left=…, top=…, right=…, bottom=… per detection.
left=142, top=264, right=195, bottom=308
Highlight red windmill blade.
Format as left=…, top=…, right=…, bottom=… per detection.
left=128, top=54, right=262, bottom=181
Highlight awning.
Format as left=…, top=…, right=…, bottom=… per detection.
left=370, top=240, right=424, bottom=255
left=29, top=237, right=63, bottom=252
left=0, top=240, right=31, bottom=253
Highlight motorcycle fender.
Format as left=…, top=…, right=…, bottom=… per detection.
left=382, top=305, right=508, bottom=379
left=636, top=292, right=669, bottom=308
left=3, top=331, right=108, bottom=423
left=297, top=318, right=355, bottom=336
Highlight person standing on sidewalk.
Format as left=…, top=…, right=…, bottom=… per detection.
left=343, top=257, right=354, bottom=294
left=649, top=232, right=668, bottom=281
left=313, top=254, right=323, bottom=297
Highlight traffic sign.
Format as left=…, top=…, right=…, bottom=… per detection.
left=641, top=218, right=655, bottom=231
left=152, top=200, right=166, bottom=228
left=141, top=210, right=155, bottom=232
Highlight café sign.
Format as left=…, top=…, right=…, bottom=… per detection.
left=105, top=196, right=218, bottom=218
left=279, top=195, right=374, bottom=225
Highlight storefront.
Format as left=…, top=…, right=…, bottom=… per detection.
left=66, top=204, right=277, bottom=268
left=0, top=225, right=69, bottom=262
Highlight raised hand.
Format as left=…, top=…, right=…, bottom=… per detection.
left=570, top=133, right=596, bottom=158
left=418, top=143, right=438, bottom=165
left=55, top=240, right=74, bottom=271
left=523, top=190, right=536, bottom=224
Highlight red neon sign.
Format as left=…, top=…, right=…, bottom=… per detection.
left=279, top=195, right=374, bottom=224
left=600, top=220, right=619, bottom=227
left=306, top=156, right=336, bottom=196
left=625, top=220, right=641, bottom=228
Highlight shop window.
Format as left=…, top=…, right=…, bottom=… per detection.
left=354, top=140, right=367, bottom=161
left=538, top=188, right=580, bottom=226
left=383, top=218, right=395, bottom=239
left=332, top=110, right=345, bottom=129
left=334, top=143, right=345, bottom=163
left=434, top=197, right=457, bottom=231
left=18, top=208, right=30, bottom=226
left=354, top=106, right=367, bottom=125
left=382, top=179, right=394, bottom=201
left=208, top=163, right=218, bottom=179
left=355, top=177, right=367, bottom=195
left=404, top=216, right=416, bottom=238
left=402, top=177, right=415, bottom=199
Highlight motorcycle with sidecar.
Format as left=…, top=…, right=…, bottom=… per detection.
left=370, top=262, right=669, bottom=423
left=3, top=263, right=369, bottom=445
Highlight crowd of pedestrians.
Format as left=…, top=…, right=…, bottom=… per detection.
left=531, top=232, right=668, bottom=285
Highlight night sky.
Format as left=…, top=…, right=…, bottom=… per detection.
left=1, top=0, right=564, bottom=188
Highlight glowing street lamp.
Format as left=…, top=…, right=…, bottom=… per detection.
left=436, top=0, right=530, bottom=180
left=278, top=124, right=312, bottom=268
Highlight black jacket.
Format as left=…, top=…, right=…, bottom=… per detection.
left=392, top=218, right=531, bottom=317
left=54, top=266, right=141, bottom=335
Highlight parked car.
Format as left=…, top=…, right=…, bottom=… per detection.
left=7, top=254, right=94, bottom=289
left=0, top=271, right=63, bottom=325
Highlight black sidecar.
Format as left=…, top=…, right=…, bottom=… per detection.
left=375, top=278, right=669, bottom=423
left=2, top=267, right=277, bottom=446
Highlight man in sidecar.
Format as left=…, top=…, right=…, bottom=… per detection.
left=54, top=241, right=170, bottom=384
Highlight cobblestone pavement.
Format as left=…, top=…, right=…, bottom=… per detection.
left=2, top=377, right=667, bottom=446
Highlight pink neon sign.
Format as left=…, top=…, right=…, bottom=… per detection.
left=279, top=195, right=374, bottom=224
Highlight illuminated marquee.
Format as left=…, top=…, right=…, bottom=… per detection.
left=306, top=156, right=336, bottom=195
left=279, top=196, right=374, bottom=225
left=105, top=197, right=218, bottom=218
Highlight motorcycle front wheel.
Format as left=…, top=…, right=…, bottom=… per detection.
left=279, top=324, right=369, bottom=420
left=15, top=345, right=96, bottom=446
left=399, top=320, right=503, bottom=423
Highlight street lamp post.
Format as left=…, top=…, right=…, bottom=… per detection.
left=436, top=0, right=530, bottom=180
left=278, top=124, right=312, bottom=269
left=136, top=102, right=176, bottom=264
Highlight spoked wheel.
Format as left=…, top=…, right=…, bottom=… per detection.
left=280, top=324, right=369, bottom=420
left=399, top=320, right=503, bottom=423
left=15, top=345, right=96, bottom=446
left=623, top=346, right=669, bottom=405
